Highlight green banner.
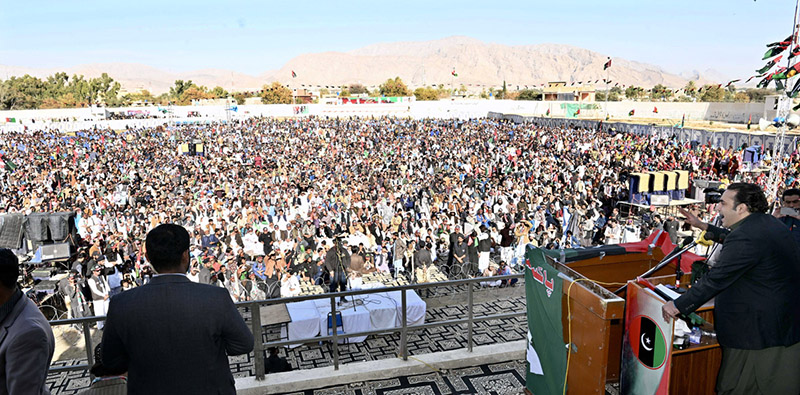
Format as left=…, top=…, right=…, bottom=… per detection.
left=525, top=248, right=567, bottom=394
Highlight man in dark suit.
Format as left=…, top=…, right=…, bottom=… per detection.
left=324, top=236, right=350, bottom=304
left=0, top=248, right=55, bottom=394
left=662, top=215, right=680, bottom=244
left=663, top=183, right=800, bottom=394
left=102, top=224, right=254, bottom=395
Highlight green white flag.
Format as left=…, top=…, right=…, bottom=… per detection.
left=524, top=248, right=567, bottom=395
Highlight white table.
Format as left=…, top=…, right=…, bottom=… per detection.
left=284, top=300, right=321, bottom=343
left=384, top=290, right=426, bottom=326
left=283, top=289, right=427, bottom=344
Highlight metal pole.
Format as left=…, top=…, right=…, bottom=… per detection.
left=467, top=282, right=474, bottom=352
left=82, top=321, right=95, bottom=380
left=250, top=302, right=265, bottom=381
left=400, top=290, right=408, bottom=361
left=604, top=65, right=610, bottom=120
left=330, top=296, right=339, bottom=370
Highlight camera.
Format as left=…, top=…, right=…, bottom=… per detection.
left=780, top=207, right=800, bottom=217
left=704, top=188, right=724, bottom=204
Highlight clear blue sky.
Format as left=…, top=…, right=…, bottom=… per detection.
left=0, top=0, right=795, bottom=80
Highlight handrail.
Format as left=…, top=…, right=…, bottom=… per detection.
left=47, top=273, right=526, bottom=382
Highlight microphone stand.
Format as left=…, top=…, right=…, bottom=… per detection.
left=614, top=240, right=698, bottom=295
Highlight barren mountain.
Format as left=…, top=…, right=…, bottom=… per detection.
left=1, top=36, right=720, bottom=94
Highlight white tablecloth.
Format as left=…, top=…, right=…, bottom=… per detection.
left=283, top=290, right=427, bottom=344
left=385, top=290, right=426, bottom=326
left=285, top=300, right=321, bottom=343
left=312, top=299, right=371, bottom=343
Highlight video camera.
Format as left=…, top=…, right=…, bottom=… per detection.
left=704, top=188, right=724, bottom=204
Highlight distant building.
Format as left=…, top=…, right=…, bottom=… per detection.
left=543, top=81, right=596, bottom=102
left=294, top=89, right=314, bottom=104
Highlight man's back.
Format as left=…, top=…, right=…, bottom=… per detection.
left=0, top=291, right=55, bottom=395
left=102, top=275, right=254, bottom=395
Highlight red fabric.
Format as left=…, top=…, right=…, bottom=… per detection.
left=619, top=230, right=704, bottom=273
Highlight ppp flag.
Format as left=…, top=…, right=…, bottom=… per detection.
left=621, top=281, right=674, bottom=394
left=524, top=248, right=567, bottom=395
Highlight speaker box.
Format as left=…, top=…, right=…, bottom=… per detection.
left=0, top=214, right=25, bottom=249
left=39, top=243, right=71, bottom=262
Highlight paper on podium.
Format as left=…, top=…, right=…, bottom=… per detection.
left=655, top=284, right=681, bottom=301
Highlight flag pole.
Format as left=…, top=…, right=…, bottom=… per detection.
left=605, top=63, right=610, bottom=120
left=766, top=0, right=800, bottom=204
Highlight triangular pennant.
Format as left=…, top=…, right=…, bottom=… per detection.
left=767, top=35, right=793, bottom=47
left=790, top=46, right=800, bottom=59
left=764, top=45, right=788, bottom=60
left=757, top=55, right=783, bottom=74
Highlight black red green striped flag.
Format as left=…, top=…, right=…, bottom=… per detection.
left=629, top=316, right=667, bottom=369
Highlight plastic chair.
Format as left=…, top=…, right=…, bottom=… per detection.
left=327, top=311, right=347, bottom=344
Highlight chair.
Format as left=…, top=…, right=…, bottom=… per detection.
left=327, top=311, right=347, bottom=345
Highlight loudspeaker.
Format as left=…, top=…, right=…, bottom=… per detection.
left=0, top=214, right=25, bottom=249
left=39, top=243, right=70, bottom=262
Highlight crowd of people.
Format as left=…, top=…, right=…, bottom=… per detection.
left=0, top=116, right=795, bottom=320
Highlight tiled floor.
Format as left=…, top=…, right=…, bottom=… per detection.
left=47, top=280, right=528, bottom=394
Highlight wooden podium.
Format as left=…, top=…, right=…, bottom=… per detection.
left=546, top=251, right=720, bottom=394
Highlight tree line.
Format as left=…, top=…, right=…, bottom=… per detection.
left=0, top=73, right=781, bottom=110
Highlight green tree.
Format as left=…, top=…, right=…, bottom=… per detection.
left=517, top=89, right=542, bottom=101
left=260, top=82, right=293, bottom=104
left=210, top=86, right=229, bottom=98
left=182, top=86, right=212, bottom=104
left=169, top=80, right=196, bottom=100
left=45, top=72, right=69, bottom=99
left=458, top=84, right=467, bottom=96
left=414, top=87, right=440, bottom=101
left=683, top=81, right=697, bottom=99
left=699, top=84, right=724, bottom=102
left=94, top=73, right=122, bottom=106
left=733, top=91, right=750, bottom=102
left=319, top=88, right=330, bottom=96
left=339, top=85, right=350, bottom=97
left=232, top=92, right=247, bottom=105
left=625, top=86, right=644, bottom=100
left=745, top=88, right=773, bottom=103
left=379, top=77, right=410, bottom=96
left=0, top=75, right=47, bottom=109
left=349, top=84, right=368, bottom=94
left=650, top=84, right=673, bottom=101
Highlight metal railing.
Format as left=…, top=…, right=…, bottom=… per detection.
left=47, top=273, right=525, bottom=381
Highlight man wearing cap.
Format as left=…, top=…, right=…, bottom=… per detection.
left=102, top=223, right=253, bottom=394
left=87, top=259, right=110, bottom=330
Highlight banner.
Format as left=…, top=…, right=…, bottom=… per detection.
left=621, top=282, right=674, bottom=394
left=524, top=248, right=567, bottom=394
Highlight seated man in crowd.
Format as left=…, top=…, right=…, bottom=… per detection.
left=479, top=263, right=502, bottom=287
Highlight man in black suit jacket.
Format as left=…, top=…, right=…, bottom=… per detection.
left=102, top=224, right=254, bottom=395
left=663, top=183, right=800, bottom=394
